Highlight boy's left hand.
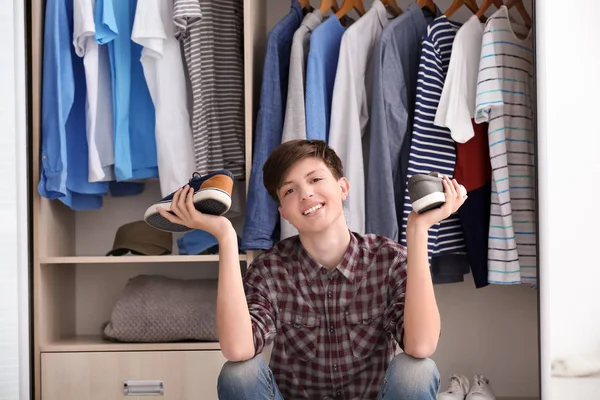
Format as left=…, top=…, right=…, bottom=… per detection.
left=407, top=176, right=467, bottom=232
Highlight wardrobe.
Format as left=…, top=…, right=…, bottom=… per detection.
left=27, top=0, right=540, bottom=399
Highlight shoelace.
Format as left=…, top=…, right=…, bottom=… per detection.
left=469, top=378, right=488, bottom=394
left=447, top=376, right=464, bottom=392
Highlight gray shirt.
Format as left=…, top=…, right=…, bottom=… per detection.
left=366, top=3, right=438, bottom=240
left=280, top=10, right=324, bottom=241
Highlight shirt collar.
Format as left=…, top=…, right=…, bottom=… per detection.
left=291, top=0, right=303, bottom=19
left=299, top=231, right=359, bottom=285
left=302, top=9, right=323, bottom=31
left=371, top=0, right=391, bottom=28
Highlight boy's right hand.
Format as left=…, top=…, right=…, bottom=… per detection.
left=157, top=185, right=233, bottom=240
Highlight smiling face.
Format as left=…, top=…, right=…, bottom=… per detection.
left=277, top=157, right=349, bottom=234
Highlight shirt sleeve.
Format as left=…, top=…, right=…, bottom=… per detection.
left=243, top=260, right=278, bottom=355
left=383, top=250, right=407, bottom=350
left=132, top=0, right=167, bottom=60
left=366, top=36, right=401, bottom=240
left=173, top=0, right=202, bottom=40
left=94, top=0, right=118, bottom=45
left=72, top=0, right=94, bottom=57
left=328, top=32, right=365, bottom=234
left=474, top=29, right=502, bottom=124
left=434, top=32, right=475, bottom=143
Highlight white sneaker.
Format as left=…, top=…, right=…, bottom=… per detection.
left=437, top=374, right=469, bottom=400
left=465, top=375, right=496, bottom=400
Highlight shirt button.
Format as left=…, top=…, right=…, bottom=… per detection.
left=327, top=291, right=333, bottom=298
left=336, top=390, right=341, bottom=396
left=333, top=364, right=338, bottom=371
left=321, top=269, right=327, bottom=275
left=329, top=326, right=334, bottom=333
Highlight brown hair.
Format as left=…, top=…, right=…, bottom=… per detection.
left=263, top=139, right=344, bottom=205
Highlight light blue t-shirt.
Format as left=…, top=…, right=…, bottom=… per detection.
left=94, top=0, right=158, bottom=182
left=38, top=0, right=107, bottom=210
left=304, top=16, right=346, bottom=142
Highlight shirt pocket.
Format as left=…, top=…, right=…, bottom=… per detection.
left=280, top=311, right=321, bottom=362
left=345, top=305, right=385, bottom=359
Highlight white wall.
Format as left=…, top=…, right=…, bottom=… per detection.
left=0, top=0, right=29, bottom=398
left=266, top=0, right=538, bottom=397
left=536, top=0, right=600, bottom=398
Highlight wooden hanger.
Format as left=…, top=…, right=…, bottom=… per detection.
left=445, top=0, right=479, bottom=18
left=476, top=0, right=504, bottom=19
left=380, top=0, right=402, bottom=16
left=299, top=0, right=314, bottom=13
left=335, top=0, right=366, bottom=19
left=506, top=0, right=532, bottom=29
left=417, top=0, right=436, bottom=14
left=319, top=0, right=339, bottom=15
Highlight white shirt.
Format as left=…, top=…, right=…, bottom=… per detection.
left=434, top=14, right=484, bottom=143
left=73, top=0, right=115, bottom=182
left=132, top=0, right=195, bottom=197
left=328, top=1, right=391, bottom=234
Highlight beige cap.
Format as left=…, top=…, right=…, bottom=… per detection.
left=106, top=221, right=172, bottom=256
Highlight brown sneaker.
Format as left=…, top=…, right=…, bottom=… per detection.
left=144, top=170, right=234, bottom=232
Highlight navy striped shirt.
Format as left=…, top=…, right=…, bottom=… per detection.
left=400, top=16, right=466, bottom=258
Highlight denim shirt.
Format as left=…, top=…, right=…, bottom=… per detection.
left=38, top=0, right=108, bottom=210
left=241, top=0, right=303, bottom=250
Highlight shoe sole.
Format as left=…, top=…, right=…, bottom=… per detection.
left=144, top=188, right=232, bottom=232
left=412, top=191, right=446, bottom=214
left=411, top=185, right=468, bottom=214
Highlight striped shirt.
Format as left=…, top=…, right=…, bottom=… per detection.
left=474, top=6, right=535, bottom=286
left=400, top=16, right=467, bottom=259
left=174, top=0, right=245, bottom=179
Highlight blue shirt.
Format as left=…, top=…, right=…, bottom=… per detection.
left=304, top=16, right=347, bottom=142
left=38, top=0, right=107, bottom=210
left=95, top=0, right=158, bottom=182
left=241, top=0, right=303, bottom=250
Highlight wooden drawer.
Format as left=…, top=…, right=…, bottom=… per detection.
left=41, top=350, right=227, bottom=400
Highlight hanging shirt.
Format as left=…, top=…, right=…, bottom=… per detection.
left=304, top=15, right=347, bottom=142
left=280, top=10, right=324, bottom=241
left=475, top=6, right=536, bottom=286
left=433, top=15, right=492, bottom=288
left=366, top=3, right=438, bottom=240
left=132, top=0, right=195, bottom=197
left=329, top=0, right=392, bottom=234
left=400, top=16, right=467, bottom=259
left=174, top=0, right=245, bottom=179
left=94, top=0, right=158, bottom=182
left=72, top=0, right=115, bottom=183
left=241, top=1, right=303, bottom=250
left=39, top=0, right=107, bottom=210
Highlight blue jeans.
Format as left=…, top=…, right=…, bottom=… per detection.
left=217, top=352, right=440, bottom=399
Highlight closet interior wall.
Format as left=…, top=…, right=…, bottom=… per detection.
left=264, top=0, right=538, bottom=397
left=29, top=0, right=538, bottom=398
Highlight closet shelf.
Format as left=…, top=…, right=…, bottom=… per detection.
left=41, top=336, right=222, bottom=352
left=40, top=254, right=247, bottom=264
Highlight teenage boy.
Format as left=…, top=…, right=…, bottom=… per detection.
left=158, top=139, right=466, bottom=399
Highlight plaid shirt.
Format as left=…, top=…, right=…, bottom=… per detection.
left=244, top=231, right=408, bottom=400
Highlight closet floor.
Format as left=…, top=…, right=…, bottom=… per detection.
left=551, top=377, right=600, bottom=398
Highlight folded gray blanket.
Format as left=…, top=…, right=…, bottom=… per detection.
left=103, top=275, right=218, bottom=343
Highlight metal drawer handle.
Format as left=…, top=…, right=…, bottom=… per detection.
left=123, top=380, right=164, bottom=396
